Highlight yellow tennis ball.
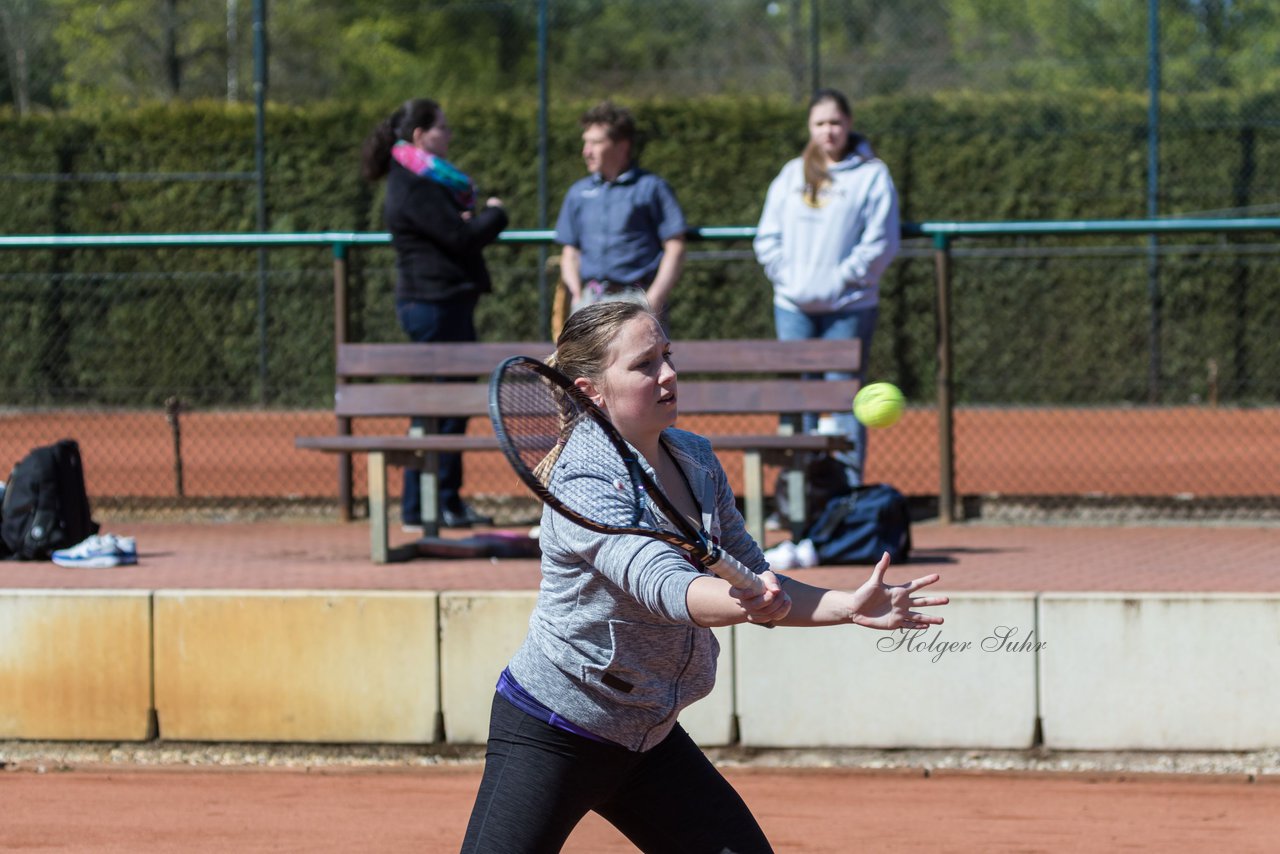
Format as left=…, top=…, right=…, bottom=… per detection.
left=853, top=382, right=905, bottom=429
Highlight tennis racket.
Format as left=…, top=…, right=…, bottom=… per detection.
left=488, top=355, right=767, bottom=596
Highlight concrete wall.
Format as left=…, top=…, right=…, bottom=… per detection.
left=736, top=593, right=1039, bottom=748
left=3, top=588, right=1277, bottom=750
left=0, top=590, right=152, bottom=740
left=153, top=590, right=439, bottom=742
left=1039, top=593, right=1280, bottom=751
left=439, top=591, right=535, bottom=744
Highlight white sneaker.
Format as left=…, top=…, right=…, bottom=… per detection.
left=51, top=535, right=124, bottom=569
left=103, top=534, right=138, bottom=565
left=794, top=538, right=819, bottom=568
left=763, top=540, right=798, bottom=570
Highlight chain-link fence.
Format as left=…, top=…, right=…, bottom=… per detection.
left=2, top=1, right=1278, bottom=521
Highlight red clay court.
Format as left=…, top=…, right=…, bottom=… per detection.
left=3, top=764, right=1277, bottom=853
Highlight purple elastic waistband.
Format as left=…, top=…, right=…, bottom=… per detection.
left=496, top=668, right=614, bottom=746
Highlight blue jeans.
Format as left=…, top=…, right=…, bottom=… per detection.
left=774, top=303, right=878, bottom=481
left=396, top=297, right=477, bottom=522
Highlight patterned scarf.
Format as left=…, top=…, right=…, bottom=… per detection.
left=391, top=140, right=475, bottom=210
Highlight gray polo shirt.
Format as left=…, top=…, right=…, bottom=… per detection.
left=554, top=165, right=687, bottom=285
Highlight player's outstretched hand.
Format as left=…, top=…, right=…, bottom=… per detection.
left=731, top=570, right=793, bottom=625
left=849, top=552, right=948, bottom=631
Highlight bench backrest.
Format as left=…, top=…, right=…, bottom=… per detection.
left=333, top=339, right=860, bottom=419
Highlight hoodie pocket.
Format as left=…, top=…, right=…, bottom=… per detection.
left=777, top=266, right=850, bottom=312
left=583, top=619, right=710, bottom=716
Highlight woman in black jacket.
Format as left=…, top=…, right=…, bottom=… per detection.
left=361, top=99, right=509, bottom=529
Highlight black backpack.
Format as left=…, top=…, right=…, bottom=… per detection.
left=1, top=439, right=99, bottom=560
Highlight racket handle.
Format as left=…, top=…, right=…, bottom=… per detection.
left=705, top=546, right=766, bottom=596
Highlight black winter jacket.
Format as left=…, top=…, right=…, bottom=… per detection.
left=384, top=160, right=509, bottom=303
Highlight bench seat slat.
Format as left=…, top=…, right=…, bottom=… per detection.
left=338, top=343, right=543, bottom=377
left=295, top=433, right=852, bottom=454
left=334, top=380, right=861, bottom=418
left=680, top=380, right=860, bottom=413
left=668, top=339, right=860, bottom=373
left=336, top=339, right=859, bottom=378
left=296, top=435, right=501, bottom=453
left=335, top=383, right=490, bottom=417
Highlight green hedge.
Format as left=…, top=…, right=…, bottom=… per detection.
left=1, top=92, right=1278, bottom=407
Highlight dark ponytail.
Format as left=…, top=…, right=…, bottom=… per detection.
left=359, top=98, right=442, bottom=182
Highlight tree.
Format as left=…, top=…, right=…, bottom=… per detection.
left=0, top=0, right=60, bottom=113
left=1160, top=0, right=1280, bottom=92
left=323, top=1, right=537, bottom=103
left=50, top=0, right=228, bottom=103
left=22, top=0, right=1280, bottom=109
left=945, top=0, right=1280, bottom=94
left=945, top=0, right=1146, bottom=92
left=817, top=0, right=955, bottom=96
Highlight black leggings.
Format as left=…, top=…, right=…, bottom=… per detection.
left=460, top=693, right=773, bottom=854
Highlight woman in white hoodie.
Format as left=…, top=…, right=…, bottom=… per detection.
left=754, top=89, right=900, bottom=484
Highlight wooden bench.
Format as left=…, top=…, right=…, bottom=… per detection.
left=296, top=339, right=860, bottom=562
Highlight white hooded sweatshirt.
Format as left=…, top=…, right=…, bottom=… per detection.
left=754, top=141, right=900, bottom=314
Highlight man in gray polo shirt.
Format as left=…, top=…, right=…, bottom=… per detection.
left=555, top=101, right=687, bottom=319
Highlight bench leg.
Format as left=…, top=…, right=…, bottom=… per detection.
left=418, top=453, right=439, bottom=538
left=785, top=467, right=807, bottom=539
left=336, top=417, right=354, bottom=522
left=743, top=450, right=765, bottom=546
left=368, top=452, right=389, bottom=564
left=409, top=420, right=441, bottom=538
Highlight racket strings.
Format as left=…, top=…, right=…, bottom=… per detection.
left=496, top=361, right=644, bottom=529
left=496, top=367, right=582, bottom=486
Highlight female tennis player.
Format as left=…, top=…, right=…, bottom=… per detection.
left=460, top=301, right=947, bottom=854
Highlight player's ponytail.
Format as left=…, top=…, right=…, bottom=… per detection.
left=359, top=98, right=442, bottom=182
left=360, top=112, right=399, bottom=182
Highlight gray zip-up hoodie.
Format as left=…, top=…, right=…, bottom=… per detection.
left=506, top=423, right=770, bottom=752
left=754, top=141, right=900, bottom=314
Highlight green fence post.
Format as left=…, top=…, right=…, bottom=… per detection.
left=333, top=241, right=353, bottom=522
left=934, top=232, right=957, bottom=523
